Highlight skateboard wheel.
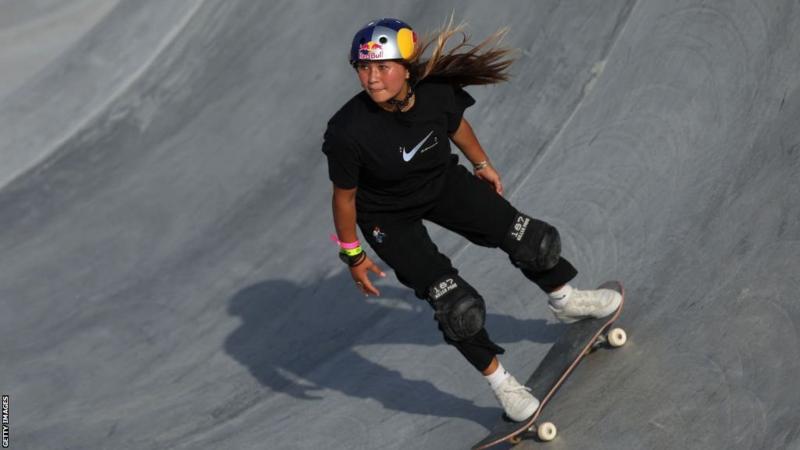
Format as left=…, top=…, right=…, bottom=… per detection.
left=537, top=422, right=557, bottom=441
left=608, top=327, right=627, bottom=347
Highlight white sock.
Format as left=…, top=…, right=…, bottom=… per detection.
left=484, top=362, right=511, bottom=391
left=548, top=284, right=574, bottom=307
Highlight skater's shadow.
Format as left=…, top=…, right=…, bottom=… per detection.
left=224, top=271, right=563, bottom=423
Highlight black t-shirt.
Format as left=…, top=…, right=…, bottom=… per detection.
left=322, top=79, right=475, bottom=219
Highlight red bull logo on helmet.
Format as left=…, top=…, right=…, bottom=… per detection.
left=350, top=19, right=417, bottom=64
left=358, top=41, right=384, bottom=60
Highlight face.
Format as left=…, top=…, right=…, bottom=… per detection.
left=354, top=60, right=409, bottom=105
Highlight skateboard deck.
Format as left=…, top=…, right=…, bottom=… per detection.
left=472, top=281, right=626, bottom=449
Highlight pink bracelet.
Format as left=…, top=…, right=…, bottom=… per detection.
left=329, top=234, right=361, bottom=249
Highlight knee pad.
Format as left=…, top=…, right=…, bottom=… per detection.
left=427, top=275, right=486, bottom=341
left=504, top=213, right=561, bottom=272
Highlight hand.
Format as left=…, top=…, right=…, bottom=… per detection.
left=475, top=164, right=504, bottom=196
left=350, top=254, right=386, bottom=297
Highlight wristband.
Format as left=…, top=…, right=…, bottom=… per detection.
left=340, top=241, right=361, bottom=250
left=330, top=234, right=361, bottom=250
left=339, top=249, right=367, bottom=267
left=340, top=246, right=363, bottom=257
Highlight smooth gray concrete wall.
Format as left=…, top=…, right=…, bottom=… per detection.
left=0, top=1, right=202, bottom=189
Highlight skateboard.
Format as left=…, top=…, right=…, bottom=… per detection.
left=472, top=281, right=626, bottom=449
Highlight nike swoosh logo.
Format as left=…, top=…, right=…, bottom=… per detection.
left=401, top=131, right=435, bottom=162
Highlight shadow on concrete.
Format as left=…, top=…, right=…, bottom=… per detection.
left=224, top=271, right=563, bottom=423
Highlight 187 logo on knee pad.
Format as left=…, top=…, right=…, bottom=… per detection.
left=510, top=216, right=530, bottom=242
left=430, top=278, right=458, bottom=300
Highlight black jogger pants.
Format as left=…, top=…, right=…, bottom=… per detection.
left=358, top=163, right=577, bottom=372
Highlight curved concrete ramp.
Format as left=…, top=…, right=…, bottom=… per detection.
left=1, top=1, right=799, bottom=449
left=0, top=0, right=203, bottom=189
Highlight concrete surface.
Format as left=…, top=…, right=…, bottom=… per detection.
left=0, top=0, right=119, bottom=100
left=1, top=1, right=798, bottom=449
left=0, top=0, right=203, bottom=188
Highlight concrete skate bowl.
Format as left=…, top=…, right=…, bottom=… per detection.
left=1, top=1, right=798, bottom=449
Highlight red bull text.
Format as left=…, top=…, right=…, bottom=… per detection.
left=359, top=41, right=384, bottom=60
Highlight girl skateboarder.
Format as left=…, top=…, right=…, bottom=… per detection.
left=322, top=17, right=621, bottom=421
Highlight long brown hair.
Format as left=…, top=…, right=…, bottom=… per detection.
left=407, top=16, right=517, bottom=87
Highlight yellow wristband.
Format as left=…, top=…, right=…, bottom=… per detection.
left=340, top=246, right=363, bottom=257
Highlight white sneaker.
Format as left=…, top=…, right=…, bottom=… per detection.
left=492, top=375, right=540, bottom=422
left=549, top=288, right=622, bottom=324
